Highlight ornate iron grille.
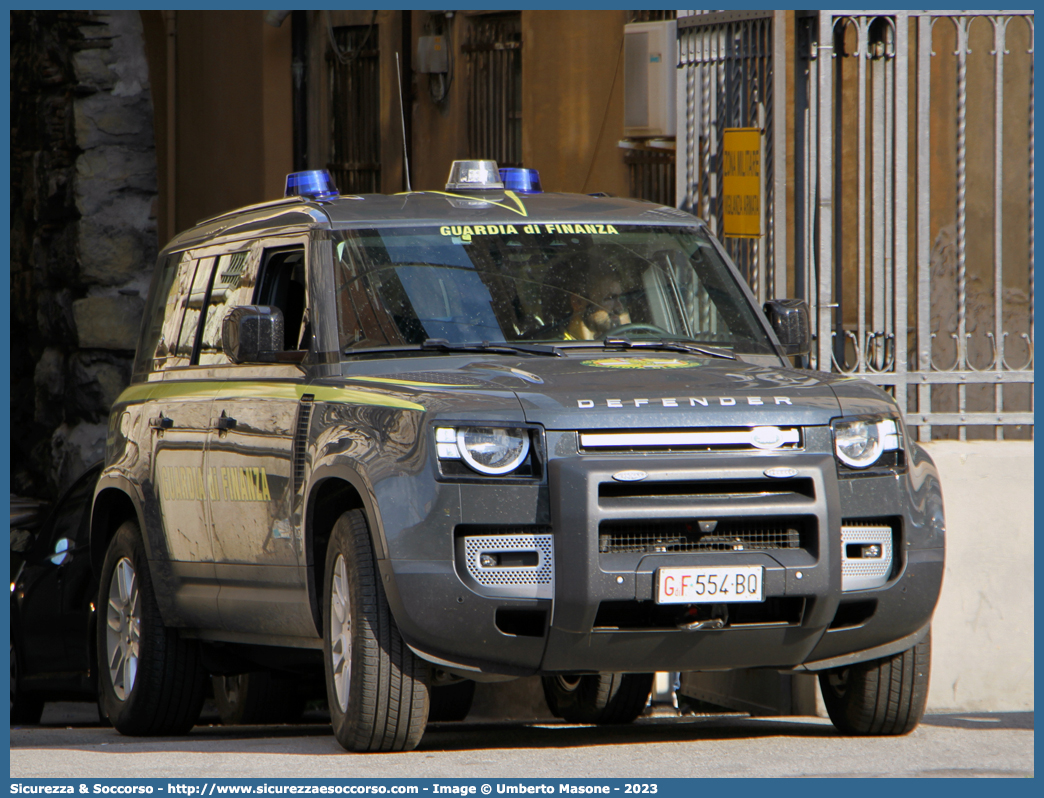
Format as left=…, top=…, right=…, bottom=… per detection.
left=794, top=11, right=1034, bottom=439
left=677, top=11, right=785, bottom=304
left=328, top=25, right=381, bottom=194
left=463, top=13, right=522, bottom=167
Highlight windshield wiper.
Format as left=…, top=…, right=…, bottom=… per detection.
left=420, top=339, right=564, bottom=357
left=344, top=339, right=563, bottom=357
left=602, top=336, right=736, bottom=360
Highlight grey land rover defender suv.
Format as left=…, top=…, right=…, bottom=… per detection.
left=91, top=162, right=944, bottom=752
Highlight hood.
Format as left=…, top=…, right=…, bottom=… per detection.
left=503, top=354, right=842, bottom=429
left=341, top=352, right=843, bottom=429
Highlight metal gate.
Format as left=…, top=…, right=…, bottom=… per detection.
left=676, top=11, right=787, bottom=304
left=794, top=11, right=1034, bottom=439
left=327, top=24, right=381, bottom=194
left=463, top=13, right=522, bottom=167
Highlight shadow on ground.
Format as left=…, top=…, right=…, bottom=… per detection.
left=14, top=702, right=1032, bottom=758
left=919, top=712, right=1033, bottom=731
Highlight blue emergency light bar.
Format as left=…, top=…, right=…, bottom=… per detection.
left=499, top=167, right=542, bottom=194
left=284, top=169, right=339, bottom=200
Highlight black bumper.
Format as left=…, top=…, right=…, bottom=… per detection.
left=383, top=453, right=943, bottom=675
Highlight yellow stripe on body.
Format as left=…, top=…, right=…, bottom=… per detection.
left=115, top=380, right=424, bottom=411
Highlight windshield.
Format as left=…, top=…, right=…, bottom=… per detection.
left=332, top=224, right=778, bottom=356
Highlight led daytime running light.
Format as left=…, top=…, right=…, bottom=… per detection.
left=435, top=426, right=530, bottom=475
left=833, top=416, right=901, bottom=469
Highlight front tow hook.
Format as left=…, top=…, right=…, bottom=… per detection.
left=677, top=617, right=726, bottom=631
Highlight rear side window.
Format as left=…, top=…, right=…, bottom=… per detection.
left=173, top=257, right=216, bottom=361
left=132, top=253, right=194, bottom=379
left=196, top=251, right=258, bottom=365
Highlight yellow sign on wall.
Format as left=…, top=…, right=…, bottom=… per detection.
left=722, top=128, right=762, bottom=238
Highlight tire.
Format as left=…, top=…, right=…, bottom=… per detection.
left=428, top=679, right=476, bottom=722
left=542, top=672, right=653, bottom=724
left=213, top=671, right=307, bottom=725
left=323, top=509, right=429, bottom=752
left=10, top=643, right=44, bottom=726
left=96, top=519, right=207, bottom=736
left=819, top=630, right=931, bottom=736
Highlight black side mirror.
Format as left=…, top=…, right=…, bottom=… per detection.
left=222, top=306, right=285, bottom=363
left=763, top=299, right=810, bottom=357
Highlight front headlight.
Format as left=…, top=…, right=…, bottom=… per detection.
left=435, top=426, right=531, bottom=475
left=831, top=416, right=901, bottom=469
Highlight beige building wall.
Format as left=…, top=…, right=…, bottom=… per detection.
left=920, top=441, right=1034, bottom=711
left=143, top=10, right=633, bottom=244
left=408, top=12, right=468, bottom=191
left=141, top=10, right=293, bottom=247
left=521, top=11, right=629, bottom=196
left=409, top=10, right=629, bottom=195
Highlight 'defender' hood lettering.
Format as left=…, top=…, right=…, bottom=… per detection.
left=344, top=354, right=846, bottom=429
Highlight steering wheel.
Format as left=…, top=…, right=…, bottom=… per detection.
left=605, top=323, right=671, bottom=338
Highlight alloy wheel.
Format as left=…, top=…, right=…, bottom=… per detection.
left=329, top=553, right=352, bottom=713
left=106, top=557, right=141, bottom=700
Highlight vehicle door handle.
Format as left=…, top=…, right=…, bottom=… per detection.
left=149, top=414, right=173, bottom=430
left=216, top=412, right=237, bottom=431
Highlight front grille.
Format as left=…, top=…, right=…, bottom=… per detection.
left=599, top=517, right=811, bottom=554
left=599, top=478, right=815, bottom=500
left=579, top=427, right=802, bottom=453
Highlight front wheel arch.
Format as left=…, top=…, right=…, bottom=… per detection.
left=90, top=482, right=145, bottom=578
left=304, top=471, right=374, bottom=636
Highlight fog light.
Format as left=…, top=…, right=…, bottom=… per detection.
left=479, top=553, right=497, bottom=568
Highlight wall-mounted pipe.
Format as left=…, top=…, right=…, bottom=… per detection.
left=163, top=10, right=176, bottom=240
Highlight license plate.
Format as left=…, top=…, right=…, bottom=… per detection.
left=655, top=566, right=764, bottom=604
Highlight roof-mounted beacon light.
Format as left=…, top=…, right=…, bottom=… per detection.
left=499, top=167, right=542, bottom=194
left=284, top=169, right=339, bottom=200
left=445, top=160, right=504, bottom=191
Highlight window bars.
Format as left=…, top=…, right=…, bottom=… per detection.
left=794, top=11, right=1034, bottom=440
left=678, top=11, right=1034, bottom=439
left=677, top=11, right=786, bottom=305
left=463, top=14, right=522, bottom=167
left=328, top=25, right=381, bottom=194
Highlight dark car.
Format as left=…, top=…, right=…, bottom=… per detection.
left=10, top=462, right=320, bottom=727
left=11, top=463, right=102, bottom=724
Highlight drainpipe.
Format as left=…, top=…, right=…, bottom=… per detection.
left=291, top=11, right=308, bottom=171
left=163, top=10, right=176, bottom=242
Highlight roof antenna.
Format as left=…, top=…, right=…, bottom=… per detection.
left=395, top=52, right=412, bottom=193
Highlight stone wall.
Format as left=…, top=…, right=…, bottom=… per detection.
left=11, top=10, right=157, bottom=498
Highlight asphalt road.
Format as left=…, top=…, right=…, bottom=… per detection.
left=9, top=703, right=1033, bottom=779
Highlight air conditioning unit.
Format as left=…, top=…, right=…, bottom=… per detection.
left=623, top=20, right=677, bottom=138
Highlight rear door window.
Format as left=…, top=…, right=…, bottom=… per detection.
left=196, top=251, right=258, bottom=365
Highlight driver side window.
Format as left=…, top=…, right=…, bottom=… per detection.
left=255, top=246, right=309, bottom=351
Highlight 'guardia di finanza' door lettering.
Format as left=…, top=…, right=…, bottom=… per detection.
left=158, top=466, right=272, bottom=503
